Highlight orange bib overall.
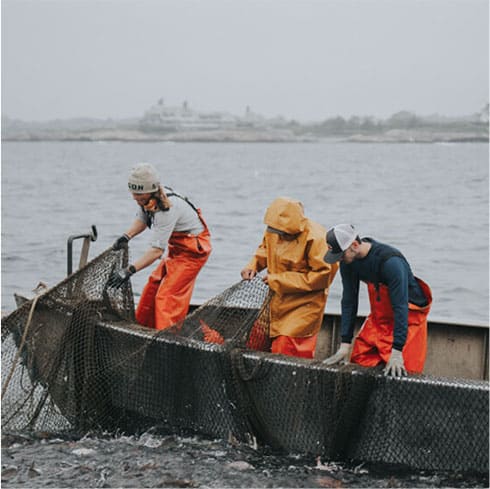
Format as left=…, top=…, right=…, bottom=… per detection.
left=135, top=209, right=212, bottom=330
left=246, top=316, right=319, bottom=359
left=350, top=278, right=432, bottom=373
left=271, top=335, right=319, bottom=359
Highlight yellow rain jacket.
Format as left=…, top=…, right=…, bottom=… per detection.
left=245, top=197, right=338, bottom=338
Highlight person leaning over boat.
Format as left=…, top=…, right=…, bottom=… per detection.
left=323, top=224, right=432, bottom=377
left=241, top=197, right=339, bottom=359
left=108, top=163, right=211, bottom=330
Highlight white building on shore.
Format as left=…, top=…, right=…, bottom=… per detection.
left=139, top=99, right=271, bottom=132
left=140, top=99, right=237, bottom=132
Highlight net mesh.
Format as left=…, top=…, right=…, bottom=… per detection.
left=2, top=249, right=488, bottom=474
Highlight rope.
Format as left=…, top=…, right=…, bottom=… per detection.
left=1, top=292, right=44, bottom=400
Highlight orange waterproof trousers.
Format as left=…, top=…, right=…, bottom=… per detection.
left=350, top=278, right=432, bottom=373
left=271, top=334, right=318, bottom=359
left=135, top=219, right=211, bottom=330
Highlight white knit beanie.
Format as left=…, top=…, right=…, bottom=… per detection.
left=128, top=163, right=160, bottom=193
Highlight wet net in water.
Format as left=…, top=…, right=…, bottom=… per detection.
left=1, top=248, right=488, bottom=474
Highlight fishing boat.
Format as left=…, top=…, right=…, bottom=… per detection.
left=2, top=236, right=488, bottom=475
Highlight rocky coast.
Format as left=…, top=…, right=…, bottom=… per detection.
left=2, top=127, right=487, bottom=143
left=1, top=128, right=315, bottom=143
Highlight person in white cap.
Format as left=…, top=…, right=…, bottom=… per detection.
left=108, top=163, right=212, bottom=330
left=323, top=224, right=432, bottom=377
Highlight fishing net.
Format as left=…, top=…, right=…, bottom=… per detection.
left=2, top=248, right=488, bottom=474
left=1, top=247, right=271, bottom=438
left=1, top=248, right=135, bottom=433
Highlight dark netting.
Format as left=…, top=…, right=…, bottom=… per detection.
left=347, top=374, right=490, bottom=473
left=1, top=248, right=271, bottom=439
left=164, top=274, right=272, bottom=350
left=95, top=275, right=272, bottom=441
left=2, top=249, right=488, bottom=474
left=1, top=248, right=135, bottom=433
left=231, top=354, right=489, bottom=473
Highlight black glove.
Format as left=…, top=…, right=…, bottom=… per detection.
left=112, top=234, right=130, bottom=250
left=107, top=265, right=136, bottom=289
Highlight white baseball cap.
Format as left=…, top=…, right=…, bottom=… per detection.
left=324, top=224, right=358, bottom=263
left=128, top=163, right=160, bottom=194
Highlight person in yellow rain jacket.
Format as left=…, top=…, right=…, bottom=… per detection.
left=241, top=197, right=339, bottom=359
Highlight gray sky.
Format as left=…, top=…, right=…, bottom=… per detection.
left=1, top=0, right=488, bottom=122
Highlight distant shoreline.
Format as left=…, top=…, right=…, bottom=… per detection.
left=2, top=129, right=488, bottom=143
left=3, top=103, right=488, bottom=144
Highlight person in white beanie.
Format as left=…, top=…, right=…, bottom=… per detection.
left=109, top=163, right=212, bottom=330
left=323, top=224, right=432, bottom=377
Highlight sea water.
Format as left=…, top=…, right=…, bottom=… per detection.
left=1, top=141, right=489, bottom=488
left=2, top=140, right=488, bottom=323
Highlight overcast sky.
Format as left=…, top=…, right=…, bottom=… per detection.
left=1, top=0, right=488, bottom=122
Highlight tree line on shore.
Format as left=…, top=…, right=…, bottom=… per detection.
left=286, top=107, right=489, bottom=137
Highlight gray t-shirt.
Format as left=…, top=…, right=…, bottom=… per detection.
left=136, top=193, right=204, bottom=250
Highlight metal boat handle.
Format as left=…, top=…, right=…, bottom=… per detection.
left=67, top=225, right=98, bottom=275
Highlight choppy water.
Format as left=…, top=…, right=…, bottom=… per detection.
left=1, top=141, right=489, bottom=488
left=2, top=431, right=488, bottom=488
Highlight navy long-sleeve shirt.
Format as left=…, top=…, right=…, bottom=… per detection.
left=340, top=239, right=427, bottom=351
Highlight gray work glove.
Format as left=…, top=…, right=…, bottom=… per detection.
left=112, top=234, right=130, bottom=250
left=107, top=265, right=135, bottom=289
left=384, top=349, right=407, bottom=377
left=323, top=342, right=351, bottom=365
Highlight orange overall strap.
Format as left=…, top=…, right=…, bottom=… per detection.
left=135, top=225, right=212, bottom=330
left=351, top=280, right=431, bottom=373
